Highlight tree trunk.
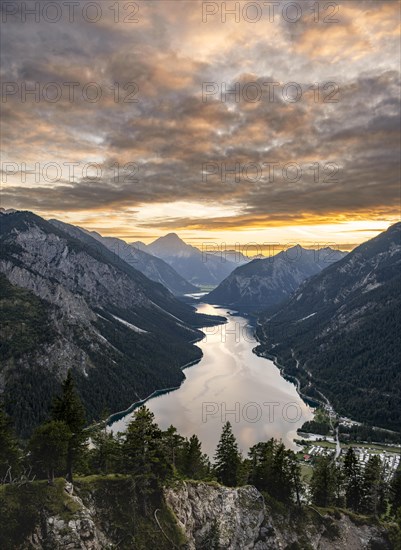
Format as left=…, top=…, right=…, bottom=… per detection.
left=66, top=447, right=73, bottom=482
left=48, top=467, right=55, bottom=485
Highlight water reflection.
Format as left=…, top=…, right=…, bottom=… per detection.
left=111, top=304, right=313, bottom=457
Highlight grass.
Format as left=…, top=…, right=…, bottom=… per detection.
left=300, top=464, right=314, bottom=482
left=0, top=479, right=82, bottom=548
left=0, top=475, right=188, bottom=549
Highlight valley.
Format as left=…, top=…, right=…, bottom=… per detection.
left=2, top=4, right=400, bottom=547
left=110, top=303, right=314, bottom=456
left=1, top=211, right=400, bottom=550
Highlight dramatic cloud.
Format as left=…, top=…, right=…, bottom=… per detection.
left=1, top=0, right=400, bottom=243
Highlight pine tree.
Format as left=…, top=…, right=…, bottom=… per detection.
left=124, top=405, right=171, bottom=510
left=0, top=405, right=20, bottom=482
left=390, top=462, right=401, bottom=516
left=288, top=452, right=303, bottom=506
left=214, top=422, right=241, bottom=487
left=52, top=370, right=86, bottom=482
left=29, top=421, right=71, bottom=484
left=310, top=457, right=339, bottom=507
left=248, top=440, right=275, bottom=492
left=362, top=455, right=386, bottom=516
left=180, top=434, right=209, bottom=480
left=248, top=439, right=304, bottom=504
left=163, top=425, right=184, bottom=470
left=343, top=448, right=363, bottom=511
left=272, top=443, right=302, bottom=503
left=90, top=423, right=123, bottom=474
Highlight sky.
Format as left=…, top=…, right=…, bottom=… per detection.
left=1, top=0, right=400, bottom=251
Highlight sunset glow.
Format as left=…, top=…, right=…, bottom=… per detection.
left=1, top=0, right=400, bottom=247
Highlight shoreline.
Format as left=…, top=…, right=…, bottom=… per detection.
left=252, top=345, right=322, bottom=410
left=107, top=357, right=203, bottom=428
left=107, top=306, right=228, bottom=428
left=107, top=305, right=319, bottom=437
left=253, top=331, right=401, bottom=441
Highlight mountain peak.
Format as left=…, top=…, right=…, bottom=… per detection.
left=0, top=207, right=19, bottom=215
left=159, top=232, right=184, bottom=243
left=148, top=232, right=193, bottom=257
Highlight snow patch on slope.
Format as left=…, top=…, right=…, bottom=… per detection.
left=110, top=314, right=148, bottom=334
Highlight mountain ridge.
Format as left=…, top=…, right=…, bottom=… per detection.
left=204, top=244, right=347, bottom=312
left=255, top=222, right=401, bottom=430
left=49, top=221, right=198, bottom=296
left=140, top=233, right=247, bottom=285
left=0, top=210, right=224, bottom=436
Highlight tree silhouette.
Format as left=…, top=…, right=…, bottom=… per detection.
left=52, top=370, right=86, bottom=482
left=214, top=422, right=241, bottom=487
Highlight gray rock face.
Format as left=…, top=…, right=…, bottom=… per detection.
left=165, top=481, right=392, bottom=550
left=27, top=484, right=112, bottom=550
left=165, top=481, right=265, bottom=549
left=204, top=245, right=347, bottom=311
left=50, top=220, right=198, bottom=296
left=16, top=479, right=392, bottom=550
left=0, top=211, right=219, bottom=435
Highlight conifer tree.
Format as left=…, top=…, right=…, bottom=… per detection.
left=0, top=405, right=20, bottom=482
left=90, top=421, right=122, bottom=474
left=52, top=370, right=86, bottom=482
left=248, top=439, right=304, bottom=503
left=390, top=462, right=401, bottom=516
left=343, top=448, right=363, bottom=511
left=180, top=434, right=209, bottom=479
left=124, top=405, right=171, bottom=509
left=362, top=455, right=386, bottom=515
left=310, top=457, right=340, bottom=507
left=163, top=425, right=184, bottom=470
left=214, top=422, right=241, bottom=487
left=29, top=421, right=71, bottom=484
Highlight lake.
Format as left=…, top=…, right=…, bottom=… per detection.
left=110, top=303, right=314, bottom=457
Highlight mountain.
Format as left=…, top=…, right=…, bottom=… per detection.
left=206, top=248, right=250, bottom=264
left=204, top=246, right=347, bottom=312
left=130, top=240, right=148, bottom=252
left=49, top=221, right=198, bottom=296
left=255, top=223, right=401, bottom=431
left=0, top=210, right=223, bottom=436
left=147, top=232, right=195, bottom=257
left=143, top=233, right=247, bottom=286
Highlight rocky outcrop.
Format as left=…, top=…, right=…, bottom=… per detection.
left=165, top=481, right=265, bottom=549
left=3, top=478, right=393, bottom=549
left=165, top=481, right=392, bottom=550
left=28, top=492, right=111, bottom=549
left=50, top=220, right=198, bottom=296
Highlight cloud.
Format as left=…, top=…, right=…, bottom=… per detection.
left=1, top=0, right=400, bottom=234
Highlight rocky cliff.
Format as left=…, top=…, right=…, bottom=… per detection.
left=1, top=478, right=393, bottom=549
left=143, top=233, right=243, bottom=286
left=50, top=220, right=198, bottom=296
left=165, top=481, right=392, bottom=550
left=0, top=211, right=223, bottom=436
